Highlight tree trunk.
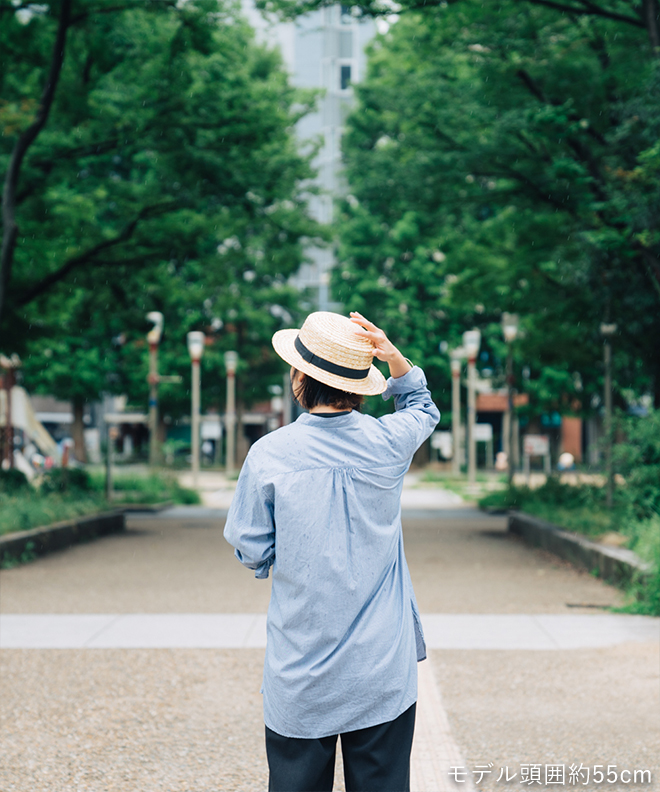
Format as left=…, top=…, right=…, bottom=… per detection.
left=0, top=0, right=72, bottom=326
left=643, top=0, right=660, bottom=53
left=71, top=398, right=88, bottom=463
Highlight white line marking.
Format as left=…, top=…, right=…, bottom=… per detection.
left=411, top=658, right=475, bottom=792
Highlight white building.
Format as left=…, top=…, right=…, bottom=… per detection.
left=242, top=3, right=376, bottom=308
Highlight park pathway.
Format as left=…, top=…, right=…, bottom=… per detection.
left=1, top=481, right=658, bottom=791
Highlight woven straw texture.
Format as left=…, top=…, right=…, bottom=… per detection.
left=272, top=312, right=387, bottom=395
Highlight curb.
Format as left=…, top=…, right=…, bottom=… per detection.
left=508, top=511, right=651, bottom=585
left=115, top=501, right=174, bottom=513
left=0, top=511, right=126, bottom=565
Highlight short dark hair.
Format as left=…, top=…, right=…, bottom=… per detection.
left=292, top=370, right=364, bottom=412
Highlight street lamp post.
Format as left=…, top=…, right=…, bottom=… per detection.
left=187, top=332, right=205, bottom=488
left=463, top=329, right=481, bottom=485
left=450, top=347, right=466, bottom=477
left=146, top=312, right=164, bottom=466
left=224, top=351, right=238, bottom=476
left=600, top=322, right=617, bottom=509
left=501, top=313, right=519, bottom=486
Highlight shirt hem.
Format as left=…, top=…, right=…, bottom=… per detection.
left=263, top=690, right=419, bottom=740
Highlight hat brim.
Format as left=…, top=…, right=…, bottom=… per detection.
left=272, top=329, right=387, bottom=396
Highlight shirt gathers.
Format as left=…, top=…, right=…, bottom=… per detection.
left=224, top=366, right=440, bottom=739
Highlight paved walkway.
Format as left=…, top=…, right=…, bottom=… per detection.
left=1, top=487, right=658, bottom=792
left=3, top=612, right=657, bottom=650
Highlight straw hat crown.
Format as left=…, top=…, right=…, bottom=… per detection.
left=272, top=311, right=387, bottom=396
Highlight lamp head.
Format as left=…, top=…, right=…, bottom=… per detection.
left=187, top=331, right=206, bottom=362
left=146, top=311, right=164, bottom=345
left=224, top=350, right=238, bottom=374
left=462, top=329, right=481, bottom=360
left=501, top=312, right=519, bottom=343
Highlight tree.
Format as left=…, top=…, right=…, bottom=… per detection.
left=2, top=0, right=324, bottom=435
left=330, top=0, right=660, bottom=424
left=256, top=0, right=660, bottom=55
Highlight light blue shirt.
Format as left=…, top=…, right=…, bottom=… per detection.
left=224, top=366, right=440, bottom=738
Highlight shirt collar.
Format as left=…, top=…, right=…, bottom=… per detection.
left=297, top=411, right=360, bottom=427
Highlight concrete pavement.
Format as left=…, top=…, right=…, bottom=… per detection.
left=2, top=612, right=657, bottom=650
left=1, top=485, right=658, bottom=792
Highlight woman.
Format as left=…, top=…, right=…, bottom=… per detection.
left=224, top=311, right=440, bottom=792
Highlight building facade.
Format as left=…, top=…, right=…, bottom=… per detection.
left=242, top=2, right=376, bottom=308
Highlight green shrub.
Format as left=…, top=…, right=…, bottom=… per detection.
left=88, top=470, right=201, bottom=505
left=0, top=492, right=106, bottom=536
left=613, top=409, right=660, bottom=520
left=41, top=467, right=92, bottom=495
left=614, top=539, right=660, bottom=617
left=0, top=468, right=30, bottom=493
left=479, top=478, right=603, bottom=513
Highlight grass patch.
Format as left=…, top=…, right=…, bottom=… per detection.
left=0, top=492, right=108, bottom=537
left=0, top=470, right=199, bottom=537
left=420, top=469, right=507, bottom=500
left=89, top=471, right=200, bottom=506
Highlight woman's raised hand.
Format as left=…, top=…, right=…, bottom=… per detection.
left=349, top=312, right=412, bottom=378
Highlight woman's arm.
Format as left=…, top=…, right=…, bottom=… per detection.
left=349, top=312, right=412, bottom=379
left=350, top=311, right=440, bottom=456
left=224, top=454, right=275, bottom=579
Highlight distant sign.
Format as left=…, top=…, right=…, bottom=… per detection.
left=523, top=434, right=550, bottom=456
left=473, top=423, right=493, bottom=442
left=201, top=417, right=222, bottom=440
left=431, top=431, right=453, bottom=459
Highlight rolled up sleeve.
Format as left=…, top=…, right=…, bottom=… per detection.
left=224, top=454, right=275, bottom=579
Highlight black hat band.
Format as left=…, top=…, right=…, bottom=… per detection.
left=294, top=335, right=371, bottom=380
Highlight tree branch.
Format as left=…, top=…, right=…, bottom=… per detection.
left=336, top=0, right=646, bottom=27
left=641, top=0, right=660, bottom=52
left=16, top=202, right=179, bottom=307
left=522, top=0, right=644, bottom=26
left=70, top=0, right=177, bottom=24
left=482, top=166, right=576, bottom=213
left=516, top=68, right=548, bottom=103
left=16, top=138, right=122, bottom=205
left=634, top=243, right=660, bottom=301
left=0, top=0, right=72, bottom=327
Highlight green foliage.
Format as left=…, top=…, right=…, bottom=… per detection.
left=2, top=0, right=323, bottom=415
left=0, top=469, right=199, bottom=536
left=480, top=474, right=660, bottom=615
left=0, top=491, right=107, bottom=536
left=40, top=467, right=92, bottom=495
left=332, top=0, right=660, bottom=420
left=613, top=409, right=660, bottom=520
left=0, top=468, right=30, bottom=493
left=479, top=480, right=616, bottom=537
left=1, top=541, right=38, bottom=570
left=89, top=470, right=201, bottom=505
left=613, top=539, right=660, bottom=617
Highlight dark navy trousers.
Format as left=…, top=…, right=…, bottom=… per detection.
left=265, top=702, right=416, bottom=792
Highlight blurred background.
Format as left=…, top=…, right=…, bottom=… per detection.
left=1, top=0, right=659, bottom=609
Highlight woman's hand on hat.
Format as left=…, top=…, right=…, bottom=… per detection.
left=349, top=312, right=412, bottom=378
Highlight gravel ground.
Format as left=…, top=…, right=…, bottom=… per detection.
left=432, top=641, right=660, bottom=791
left=0, top=511, right=623, bottom=615
left=404, top=513, right=625, bottom=613
left=0, top=505, right=649, bottom=792
left=0, top=649, right=268, bottom=792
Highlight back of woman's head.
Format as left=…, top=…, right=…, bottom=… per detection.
left=292, top=370, right=364, bottom=412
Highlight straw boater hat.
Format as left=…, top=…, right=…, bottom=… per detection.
left=272, top=311, right=387, bottom=396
